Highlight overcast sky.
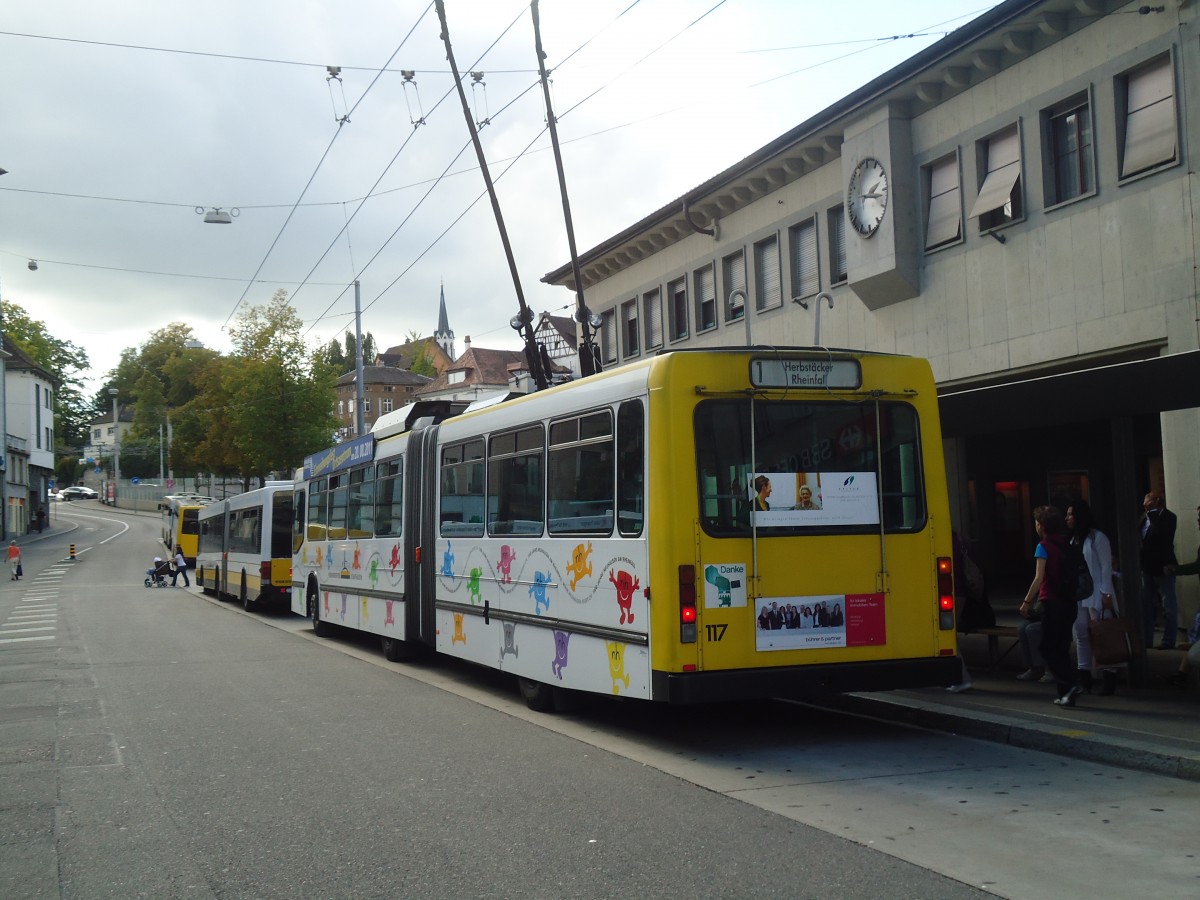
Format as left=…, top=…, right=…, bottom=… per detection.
left=0, top=1, right=1000, bottom=396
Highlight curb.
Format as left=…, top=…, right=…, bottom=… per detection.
left=811, top=691, right=1200, bottom=782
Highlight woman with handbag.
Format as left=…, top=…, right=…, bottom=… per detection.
left=1067, top=501, right=1120, bottom=695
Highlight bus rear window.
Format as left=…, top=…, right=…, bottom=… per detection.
left=696, top=399, right=926, bottom=536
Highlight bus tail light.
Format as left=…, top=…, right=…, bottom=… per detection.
left=261, top=561, right=272, bottom=584
left=679, top=565, right=697, bottom=643
left=937, top=556, right=955, bottom=630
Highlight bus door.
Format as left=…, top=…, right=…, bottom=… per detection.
left=403, top=424, right=441, bottom=648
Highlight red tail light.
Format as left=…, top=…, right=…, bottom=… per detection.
left=261, top=561, right=272, bottom=582
left=937, top=556, right=955, bottom=629
left=679, top=565, right=697, bottom=642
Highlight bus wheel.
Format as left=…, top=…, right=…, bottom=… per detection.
left=309, top=587, right=332, bottom=637
left=242, top=578, right=255, bottom=613
left=381, top=635, right=412, bottom=662
left=517, top=677, right=556, bottom=712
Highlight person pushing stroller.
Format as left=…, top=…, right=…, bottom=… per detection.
left=144, top=556, right=171, bottom=588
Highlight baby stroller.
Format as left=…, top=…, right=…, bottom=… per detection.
left=144, top=558, right=171, bottom=588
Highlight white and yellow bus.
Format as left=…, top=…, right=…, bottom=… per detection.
left=292, top=347, right=959, bottom=709
left=197, top=484, right=294, bottom=611
left=159, top=495, right=214, bottom=566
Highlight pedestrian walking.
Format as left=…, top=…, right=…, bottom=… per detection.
left=6, top=540, right=21, bottom=580
left=1020, top=506, right=1083, bottom=707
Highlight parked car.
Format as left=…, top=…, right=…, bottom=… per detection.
left=58, top=486, right=99, bottom=501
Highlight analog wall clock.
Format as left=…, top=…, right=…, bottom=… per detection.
left=847, top=157, right=889, bottom=237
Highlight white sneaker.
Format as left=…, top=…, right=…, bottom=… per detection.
left=946, top=682, right=973, bottom=693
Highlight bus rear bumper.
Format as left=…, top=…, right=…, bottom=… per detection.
left=652, top=656, right=960, bottom=705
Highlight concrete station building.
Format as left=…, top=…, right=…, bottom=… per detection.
left=544, top=0, right=1200, bottom=623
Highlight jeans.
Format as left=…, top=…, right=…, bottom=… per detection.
left=1141, top=573, right=1178, bottom=648
left=1018, top=618, right=1044, bottom=669
left=1038, top=599, right=1079, bottom=696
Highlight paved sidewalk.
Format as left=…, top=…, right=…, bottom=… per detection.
left=820, top=630, right=1200, bottom=781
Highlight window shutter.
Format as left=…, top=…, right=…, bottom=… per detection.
left=643, top=289, right=662, bottom=349
left=1121, top=56, right=1176, bottom=177
left=789, top=219, right=819, bottom=298
left=925, top=155, right=962, bottom=248
left=755, top=236, right=781, bottom=310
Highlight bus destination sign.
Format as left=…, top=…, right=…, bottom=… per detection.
left=750, top=357, right=862, bottom=389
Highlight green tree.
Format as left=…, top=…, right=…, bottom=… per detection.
left=1, top=300, right=93, bottom=459
left=222, top=290, right=339, bottom=483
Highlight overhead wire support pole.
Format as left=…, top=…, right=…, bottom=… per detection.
left=434, top=0, right=549, bottom=391
left=530, top=0, right=598, bottom=377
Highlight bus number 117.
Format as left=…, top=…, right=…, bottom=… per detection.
left=705, top=623, right=727, bottom=642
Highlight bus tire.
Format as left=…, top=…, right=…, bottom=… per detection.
left=242, top=578, right=255, bottom=613
left=381, top=635, right=413, bottom=662
left=517, top=677, right=556, bottom=712
left=309, top=586, right=332, bottom=637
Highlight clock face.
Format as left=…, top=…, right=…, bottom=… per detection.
left=847, top=157, right=889, bottom=237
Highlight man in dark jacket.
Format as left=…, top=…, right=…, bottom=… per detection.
left=1139, top=492, right=1178, bottom=649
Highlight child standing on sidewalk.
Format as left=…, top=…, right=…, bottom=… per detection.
left=7, top=541, right=21, bottom=580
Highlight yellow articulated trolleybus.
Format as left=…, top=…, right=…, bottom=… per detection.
left=292, top=347, right=959, bottom=710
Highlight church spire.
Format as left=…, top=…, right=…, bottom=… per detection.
left=435, top=281, right=455, bottom=359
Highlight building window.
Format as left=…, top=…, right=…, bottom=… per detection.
left=969, top=124, right=1023, bottom=231
left=348, top=399, right=356, bottom=414
left=667, top=277, right=688, bottom=341
left=753, top=235, right=781, bottom=311
left=621, top=298, right=639, bottom=358
left=1118, top=54, right=1177, bottom=179
left=337, top=400, right=344, bottom=415
left=364, top=398, right=371, bottom=413
left=788, top=218, right=819, bottom=300
left=722, top=250, right=746, bottom=322
left=827, top=206, right=847, bottom=283
left=600, top=310, right=617, bottom=364
left=643, top=288, right=662, bottom=351
left=694, top=264, right=716, bottom=332
left=383, top=399, right=393, bottom=413
left=1043, top=93, right=1094, bottom=205
left=924, top=152, right=962, bottom=250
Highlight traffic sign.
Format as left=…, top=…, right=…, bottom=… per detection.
left=131, top=477, right=141, bottom=485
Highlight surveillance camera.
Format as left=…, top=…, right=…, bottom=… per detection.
left=27, top=260, right=38, bottom=271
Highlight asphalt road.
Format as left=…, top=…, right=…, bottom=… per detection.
left=3, top=504, right=1197, bottom=899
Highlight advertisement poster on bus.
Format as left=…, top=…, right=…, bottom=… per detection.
left=748, top=471, right=878, bottom=527
left=754, top=593, right=886, bottom=651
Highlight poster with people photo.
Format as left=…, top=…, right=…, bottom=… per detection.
left=749, top=471, right=879, bottom=527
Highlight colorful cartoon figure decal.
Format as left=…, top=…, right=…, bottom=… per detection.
left=325, top=543, right=334, bottom=569
left=315, top=546, right=324, bottom=567
left=441, top=541, right=455, bottom=578
left=323, top=590, right=330, bottom=618
left=606, top=641, right=631, bottom=694
left=500, top=621, right=519, bottom=660
left=468, top=567, right=483, bottom=605
left=385, top=599, right=396, bottom=627
left=551, top=630, right=570, bottom=679
left=352, top=544, right=362, bottom=571
left=340, top=593, right=348, bottom=620
left=497, top=545, right=517, bottom=585
left=704, top=565, right=732, bottom=607
left=609, top=569, right=640, bottom=624
left=369, top=557, right=379, bottom=587
left=529, top=571, right=551, bottom=615
left=389, top=543, right=401, bottom=576
left=565, top=542, right=593, bottom=591
left=361, top=597, right=369, bottom=622
left=451, top=612, right=467, bottom=645
left=302, top=546, right=310, bottom=565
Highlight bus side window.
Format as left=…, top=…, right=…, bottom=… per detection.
left=617, top=400, right=644, bottom=536
left=293, top=489, right=306, bottom=555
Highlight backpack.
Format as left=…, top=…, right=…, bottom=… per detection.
left=1056, top=539, right=1093, bottom=602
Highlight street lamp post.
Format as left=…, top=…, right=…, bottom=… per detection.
left=109, top=388, right=120, bottom=506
